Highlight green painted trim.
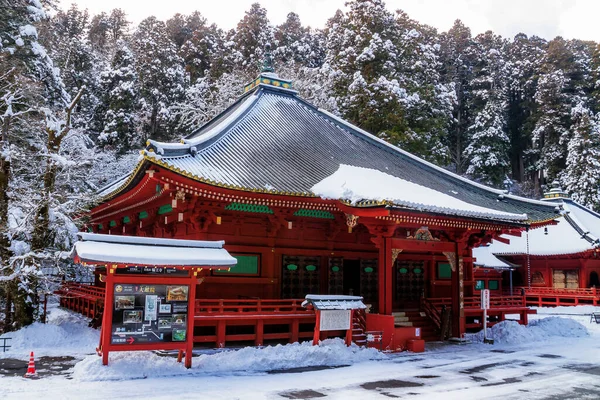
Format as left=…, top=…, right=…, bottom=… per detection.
left=98, top=224, right=103, bottom=230
left=364, top=267, right=374, bottom=273
left=331, top=266, right=340, bottom=272
left=158, top=204, right=173, bottom=215
left=488, top=280, right=499, bottom=290
left=399, top=267, right=408, bottom=274
left=123, top=216, right=131, bottom=223
left=109, top=220, right=117, bottom=227
left=225, top=202, right=274, bottom=214
left=139, top=211, right=149, bottom=219
left=438, top=263, right=452, bottom=279
left=293, top=209, right=335, bottom=219
left=215, top=255, right=259, bottom=275
left=156, top=184, right=162, bottom=193
left=286, top=264, right=298, bottom=271
left=306, top=265, right=317, bottom=271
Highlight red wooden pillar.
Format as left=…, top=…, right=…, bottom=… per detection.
left=385, top=237, right=393, bottom=315
left=377, top=239, right=386, bottom=314
left=255, top=320, right=264, bottom=346
left=313, top=310, right=321, bottom=345
left=216, top=320, right=226, bottom=348
left=184, top=269, right=197, bottom=369
left=101, top=267, right=115, bottom=366
left=291, top=319, right=299, bottom=343
left=345, top=309, right=354, bottom=346
left=451, top=242, right=466, bottom=338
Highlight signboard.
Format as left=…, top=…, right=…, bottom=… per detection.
left=115, top=266, right=188, bottom=276
left=111, top=284, right=190, bottom=345
left=481, top=289, right=490, bottom=310
left=319, top=310, right=351, bottom=331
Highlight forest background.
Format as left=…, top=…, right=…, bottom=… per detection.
left=1, top=0, right=599, bottom=328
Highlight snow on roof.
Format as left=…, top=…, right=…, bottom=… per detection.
left=72, top=233, right=237, bottom=267
left=563, top=201, right=600, bottom=243
left=472, top=246, right=514, bottom=269
left=302, top=294, right=367, bottom=310
left=312, top=165, right=528, bottom=222
left=485, top=217, right=594, bottom=257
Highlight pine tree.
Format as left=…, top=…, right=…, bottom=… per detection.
left=562, top=103, right=600, bottom=210
left=505, top=34, right=547, bottom=187
left=439, top=20, right=476, bottom=173
left=463, top=31, right=510, bottom=186
left=231, top=3, right=273, bottom=74
left=133, top=16, right=186, bottom=142
left=98, top=41, right=139, bottom=152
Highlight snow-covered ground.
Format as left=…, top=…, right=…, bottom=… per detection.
left=2, top=301, right=600, bottom=399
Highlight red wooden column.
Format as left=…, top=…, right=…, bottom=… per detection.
left=345, top=309, right=354, bottom=346
left=313, top=310, right=321, bottom=345
left=450, top=241, right=466, bottom=338
left=374, top=236, right=393, bottom=315
left=101, top=266, right=116, bottom=366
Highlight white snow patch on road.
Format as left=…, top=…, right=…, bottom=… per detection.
left=72, top=338, right=386, bottom=382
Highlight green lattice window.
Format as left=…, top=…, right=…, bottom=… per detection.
left=214, top=255, right=259, bottom=275
left=158, top=204, right=173, bottom=215
left=225, top=202, right=274, bottom=214
left=293, top=209, right=335, bottom=219
left=488, top=280, right=499, bottom=290
left=475, top=280, right=485, bottom=290
left=438, top=263, right=452, bottom=279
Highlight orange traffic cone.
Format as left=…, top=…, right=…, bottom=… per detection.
left=23, top=351, right=38, bottom=379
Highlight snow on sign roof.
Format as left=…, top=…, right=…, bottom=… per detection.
left=312, top=165, right=528, bottom=222
left=302, top=295, right=367, bottom=310
left=72, top=233, right=237, bottom=267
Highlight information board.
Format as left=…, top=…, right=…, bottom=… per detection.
left=111, top=284, right=190, bottom=345
left=115, top=266, right=188, bottom=276
left=319, top=310, right=351, bottom=331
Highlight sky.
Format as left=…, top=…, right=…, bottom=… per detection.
left=56, top=0, right=599, bottom=42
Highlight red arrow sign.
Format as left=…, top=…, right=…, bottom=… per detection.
left=127, top=337, right=135, bottom=344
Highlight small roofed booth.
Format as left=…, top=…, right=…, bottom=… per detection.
left=71, top=233, right=237, bottom=367
left=302, top=295, right=367, bottom=346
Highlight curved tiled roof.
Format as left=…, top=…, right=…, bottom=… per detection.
left=102, top=81, right=559, bottom=224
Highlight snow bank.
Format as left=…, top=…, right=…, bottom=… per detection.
left=0, top=307, right=99, bottom=359
left=72, top=338, right=386, bottom=382
left=468, top=317, right=588, bottom=345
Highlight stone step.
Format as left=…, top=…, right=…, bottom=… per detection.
left=393, top=316, right=410, bottom=322
left=395, top=321, right=414, bottom=327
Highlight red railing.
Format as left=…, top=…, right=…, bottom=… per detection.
left=516, top=287, right=600, bottom=307
left=194, top=298, right=311, bottom=315
left=422, top=295, right=535, bottom=331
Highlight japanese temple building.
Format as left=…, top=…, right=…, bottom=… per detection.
left=83, top=58, right=561, bottom=342
left=473, top=184, right=600, bottom=300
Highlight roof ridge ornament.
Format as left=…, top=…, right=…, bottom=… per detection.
left=261, top=43, right=275, bottom=74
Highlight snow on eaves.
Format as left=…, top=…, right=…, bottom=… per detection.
left=318, top=108, right=557, bottom=210
left=312, top=165, right=527, bottom=222
left=485, top=216, right=594, bottom=257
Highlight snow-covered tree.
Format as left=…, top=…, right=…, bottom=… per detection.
left=98, top=41, right=139, bottom=152
left=562, top=104, right=600, bottom=210
left=133, top=17, right=186, bottom=142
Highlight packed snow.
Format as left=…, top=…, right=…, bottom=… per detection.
left=312, top=164, right=527, bottom=221
left=2, top=299, right=600, bottom=399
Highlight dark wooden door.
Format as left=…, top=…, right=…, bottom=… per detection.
left=281, top=255, right=321, bottom=299
left=395, top=261, right=425, bottom=308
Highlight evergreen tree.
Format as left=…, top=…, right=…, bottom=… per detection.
left=98, top=41, right=139, bottom=152
left=463, top=31, right=510, bottom=186
left=562, top=103, right=600, bottom=210
left=439, top=20, right=478, bottom=173
left=231, top=3, right=273, bottom=74
left=133, top=16, right=186, bottom=142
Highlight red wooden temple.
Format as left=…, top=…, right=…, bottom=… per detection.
left=58, top=58, right=561, bottom=348
left=473, top=184, right=600, bottom=307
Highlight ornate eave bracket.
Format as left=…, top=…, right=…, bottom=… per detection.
left=345, top=213, right=359, bottom=233
left=392, top=249, right=403, bottom=265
